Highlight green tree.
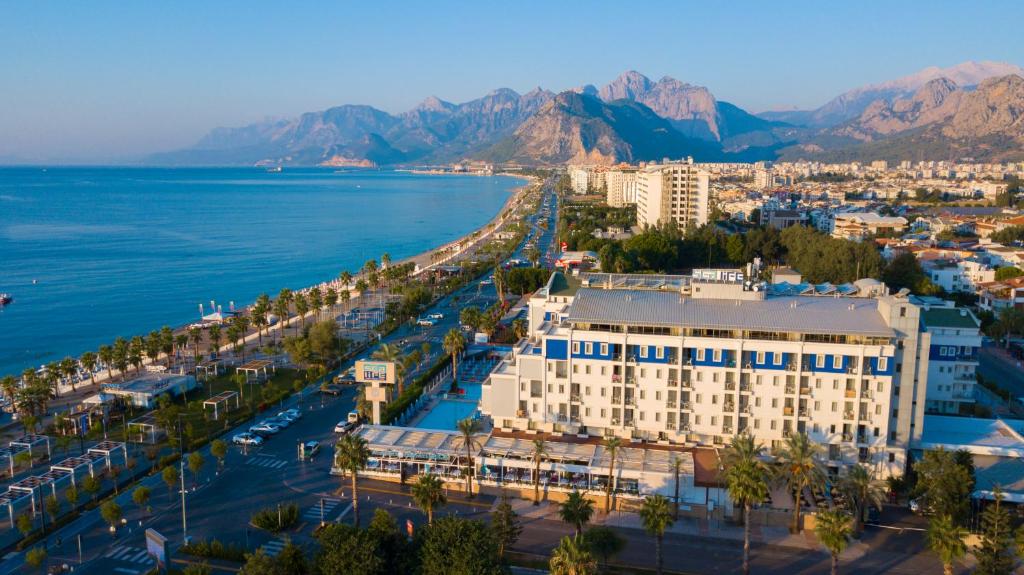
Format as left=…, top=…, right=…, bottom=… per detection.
left=24, top=546, right=46, bottom=573
left=454, top=418, right=482, bottom=498
left=582, top=526, right=625, bottom=570
left=491, top=497, right=522, bottom=558
left=101, top=500, right=123, bottom=530
left=815, top=509, right=852, bottom=575
left=775, top=432, right=825, bottom=533
left=211, top=439, right=228, bottom=472
left=725, top=233, right=746, bottom=265
left=418, top=517, right=506, bottom=575
left=275, top=540, right=309, bottom=575
left=559, top=490, right=595, bottom=539
left=314, top=524, right=385, bottom=575
left=64, top=486, right=80, bottom=509
left=162, top=465, right=179, bottom=496
left=15, top=512, right=33, bottom=537
left=639, top=495, right=674, bottom=575
left=914, top=448, right=972, bottom=525
left=927, top=513, right=968, bottom=575
left=334, top=434, right=369, bottom=528
left=81, top=474, right=101, bottom=503
left=188, top=451, right=205, bottom=487
left=44, top=494, right=60, bottom=524
left=549, top=535, right=597, bottom=575
left=411, top=474, right=447, bottom=525
left=132, top=486, right=152, bottom=516
left=723, top=434, right=769, bottom=575
left=837, top=464, right=886, bottom=535
left=443, top=329, right=466, bottom=383
left=881, top=252, right=938, bottom=295
left=182, top=563, right=213, bottom=575
left=239, top=549, right=279, bottom=575
left=995, top=266, right=1024, bottom=281
left=975, top=487, right=1016, bottom=575
left=602, top=436, right=623, bottom=514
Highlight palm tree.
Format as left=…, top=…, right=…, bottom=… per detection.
left=775, top=432, right=825, bottom=533
left=80, top=352, right=98, bottom=387
left=59, top=357, right=78, bottom=392
left=454, top=418, right=482, bottom=497
left=334, top=434, right=369, bottom=527
left=188, top=327, right=203, bottom=365
left=339, top=270, right=353, bottom=290
left=927, top=514, right=967, bottom=575
left=838, top=464, right=886, bottom=535
left=442, top=328, right=466, bottom=383
left=512, top=319, right=528, bottom=340
left=815, top=509, right=852, bottom=575
left=411, top=474, right=446, bottom=525
left=45, top=361, right=62, bottom=398
left=723, top=434, right=769, bottom=575
left=174, top=334, right=189, bottom=363
left=294, top=292, right=309, bottom=332
left=371, top=343, right=405, bottom=395
left=493, top=266, right=506, bottom=305
left=273, top=297, right=291, bottom=341
left=531, top=438, right=548, bottom=505
left=381, top=253, right=391, bottom=269
left=98, top=345, right=114, bottom=381
left=559, top=490, right=595, bottom=539
left=602, top=437, right=623, bottom=514
left=207, top=324, right=222, bottom=357
left=0, top=376, right=17, bottom=407
left=549, top=535, right=597, bottom=575
left=639, top=495, right=675, bottom=575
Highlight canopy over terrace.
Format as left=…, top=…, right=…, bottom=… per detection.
left=11, top=434, right=50, bottom=459
left=9, top=475, right=57, bottom=514
left=0, top=491, right=27, bottom=527
left=203, top=391, right=240, bottom=419
left=196, top=359, right=225, bottom=379
left=52, top=455, right=105, bottom=484
left=236, top=359, right=274, bottom=382
left=128, top=413, right=163, bottom=444
left=347, top=426, right=471, bottom=478
left=0, top=446, right=26, bottom=477
left=89, top=441, right=128, bottom=470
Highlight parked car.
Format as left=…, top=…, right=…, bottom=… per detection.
left=250, top=422, right=281, bottom=436
left=266, top=417, right=290, bottom=428
left=416, top=318, right=436, bottom=326
left=302, top=440, right=321, bottom=459
left=427, top=312, right=444, bottom=320
left=280, top=409, right=300, bottom=420
left=909, top=498, right=932, bottom=515
left=232, top=432, right=263, bottom=446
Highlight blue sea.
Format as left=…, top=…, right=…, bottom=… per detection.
left=0, top=167, right=524, bottom=376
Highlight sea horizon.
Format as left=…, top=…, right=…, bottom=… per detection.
left=0, top=166, right=525, bottom=376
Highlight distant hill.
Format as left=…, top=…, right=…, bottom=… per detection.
left=478, top=91, right=722, bottom=165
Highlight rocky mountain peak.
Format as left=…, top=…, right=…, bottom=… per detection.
left=598, top=70, right=654, bottom=101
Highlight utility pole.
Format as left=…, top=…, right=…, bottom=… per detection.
left=180, top=456, right=188, bottom=543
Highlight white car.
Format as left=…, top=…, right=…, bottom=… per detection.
left=277, top=410, right=299, bottom=422
left=479, top=278, right=493, bottom=285
left=334, top=420, right=357, bottom=434
left=416, top=318, right=436, bottom=326
left=267, top=417, right=290, bottom=428
left=427, top=312, right=444, bottom=320
left=250, top=423, right=281, bottom=436
left=232, top=432, right=264, bottom=446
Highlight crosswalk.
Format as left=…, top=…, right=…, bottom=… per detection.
left=261, top=538, right=287, bottom=557
left=103, top=545, right=155, bottom=566
left=246, top=455, right=288, bottom=469
left=302, top=497, right=342, bottom=522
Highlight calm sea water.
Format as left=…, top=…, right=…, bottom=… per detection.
left=0, top=167, right=523, bottom=376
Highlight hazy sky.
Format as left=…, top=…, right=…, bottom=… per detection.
left=2, top=0, right=1023, bottom=162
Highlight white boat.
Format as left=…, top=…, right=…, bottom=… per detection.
left=0, top=293, right=11, bottom=305
left=266, top=166, right=283, bottom=173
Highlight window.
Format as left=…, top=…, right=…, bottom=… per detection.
left=696, top=393, right=703, bottom=403
left=771, top=398, right=778, bottom=408
left=585, top=386, right=591, bottom=396
left=655, top=391, right=662, bottom=400
left=878, top=357, right=888, bottom=371
left=831, top=402, right=837, bottom=412
left=712, top=395, right=719, bottom=405
left=713, top=349, right=722, bottom=362
left=755, top=397, right=762, bottom=407
left=600, top=408, right=606, bottom=418
left=585, top=342, right=593, bottom=355
left=600, top=343, right=608, bottom=356
left=585, top=365, right=591, bottom=375
left=600, top=388, right=606, bottom=397
left=816, top=354, right=826, bottom=368
left=640, top=390, right=646, bottom=400
left=640, top=346, right=649, bottom=359
left=770, top=420, right=777, bottom=430
left=814, top=401, right=820, bottom=411
left=696, top=348, right=706, bottom=361
left=833, top=355, right=843, bottom=369
left=656, top=347, right=664, bottom=359
left=600, top=366, right=607, bottom=376
left=573, top=365, right=578, bottom=374
left=774, top=353, right=783, bottom=366
left=572, top=342, right=580, bottom=354
left=585, top=407, right=591, bottom=416
left=695, top=415, right=702, bottom=425
left=756, top=351, right=765, bottom=364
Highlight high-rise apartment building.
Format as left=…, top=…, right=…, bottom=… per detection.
left=605, top=169, right=638, bottom=207
left=635, top=159, right=710, bottom=229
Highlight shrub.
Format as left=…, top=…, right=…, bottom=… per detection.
left=251, top=503, right=299, bottom=533
left=180, top=538, right=247, bottom=562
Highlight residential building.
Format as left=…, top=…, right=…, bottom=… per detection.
left=832, top=213, right=908, bottom=241
left=483, top=270, right=934, bottom=477
left=916, top=299, right=981, bottom=415
left=606, top=168, right=638, bottom=207
left=978, top=277, right=1024, bottom=311
left=635, top=159, right=710, bottom=229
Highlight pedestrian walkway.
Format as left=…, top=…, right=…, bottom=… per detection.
left=302, top=497, right=342, bottom=522
left=103, top=544, right=156, bottom=566
left=260, top=538, right=287, bottom=557
left=246, top=454, right=288, bottom=469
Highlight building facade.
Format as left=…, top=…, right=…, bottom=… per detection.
left=482, top=271, right=935, bottom=477
left=606, top=169, right=638, bottom=208
left=917, top=300, right=981, bottom=415
left=635, top=160, right=710, bottom=229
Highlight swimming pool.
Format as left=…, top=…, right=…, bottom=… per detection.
left=416, top=398, right=479, bottom=430
left=452, top=383, right=482, bottom=401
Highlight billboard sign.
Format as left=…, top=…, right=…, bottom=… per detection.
left=355, top=360, right=396, bottom=385
left=145, top=528, right=168, bottom=569
left=691, top=269, right=745, bottom=283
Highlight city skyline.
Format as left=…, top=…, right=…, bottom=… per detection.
left=2, top=0, right=1024, bottom=161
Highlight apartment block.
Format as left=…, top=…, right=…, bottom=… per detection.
left=482, top=271, right=933, bottom=477
left=635, top=159, right=710, bottom=229
left=605, top=169, right=638, bottom=208
left=916, top=300, right=981, bottom=415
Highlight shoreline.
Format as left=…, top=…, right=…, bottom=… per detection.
left=5, top=173, right=538, bottom=385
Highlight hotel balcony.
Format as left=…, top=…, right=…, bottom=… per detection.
left=844, top=389, right=857, bottom=398
left=725, top=382, right=736, bottom=391
left=783, top=406, right=794, bottom=416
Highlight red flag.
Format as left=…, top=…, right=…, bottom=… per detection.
left=406, top=518, right=414, bottom=538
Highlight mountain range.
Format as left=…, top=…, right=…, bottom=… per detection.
left=150, top=61, right=1024, bottom=166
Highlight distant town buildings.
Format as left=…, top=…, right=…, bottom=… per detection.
left=635, top=158, right=710, bottom=229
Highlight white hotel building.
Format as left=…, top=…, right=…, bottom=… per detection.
left=482, top=271, right=936, bottom=478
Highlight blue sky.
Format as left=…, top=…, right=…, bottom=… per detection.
left=2, top=0, right=1023, bottom=161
